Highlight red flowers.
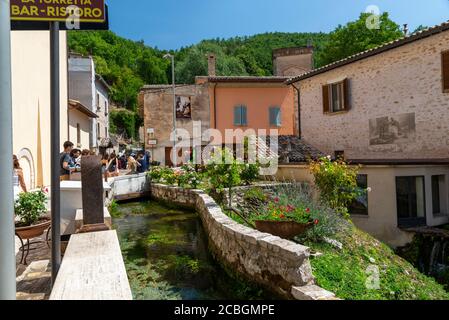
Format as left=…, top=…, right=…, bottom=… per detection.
left=306, top=208, right=311, bottom=213
left=280, top=214, right=286, bottom=219
left=274, top=197, right=280, bottom=203
left=314, top=219, right=320, bottom=225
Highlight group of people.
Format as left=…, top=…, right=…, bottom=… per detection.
left=60, top=141, right=97, bottom=181
left=60, top=140, right=151, bottom=180
left=11, top=141, right=152, bottom=201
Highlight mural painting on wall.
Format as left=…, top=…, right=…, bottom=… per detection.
left=176, top=96, right=192, bottom=119
left=369, top=113, right=416, bottom=145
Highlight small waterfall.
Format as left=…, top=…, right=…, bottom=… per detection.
left=397, top=231, right=449, bottom=290
left=429, top=241, right=441, bottom=275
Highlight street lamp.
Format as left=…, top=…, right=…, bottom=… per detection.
left=163, top=53, right=177, bottom=167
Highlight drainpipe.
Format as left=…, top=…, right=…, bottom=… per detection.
left=0, top=0, right=16, bottom=300
left=292, top=83, right=301, bottom=138
left=213, top=83, right=217, bottom=129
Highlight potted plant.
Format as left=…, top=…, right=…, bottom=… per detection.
left=14, top=189, right=51, bottom=240
left=251, top=198, right=319, bottom=239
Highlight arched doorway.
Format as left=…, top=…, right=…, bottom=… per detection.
left=16, top=148, right=35, bottom=191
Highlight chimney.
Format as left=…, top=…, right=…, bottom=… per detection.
left=207, top=54, right=216, bottom=77
left=403, top=24, right=409, bottom=36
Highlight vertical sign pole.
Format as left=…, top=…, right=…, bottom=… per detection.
left=50, top=21, right=61, bottom=285
left=172, top=56, right=177, bottom=167
left=0, top=0, right=16, bottom=300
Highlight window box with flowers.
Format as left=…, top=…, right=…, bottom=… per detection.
left=251, top=197, right=319, bottom=239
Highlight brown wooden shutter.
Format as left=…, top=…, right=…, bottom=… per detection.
left=343, top=78, right=351, bottom=110
left=442, top=51, right=449, bottom=92
left=322, top=84, right=330, bottom=113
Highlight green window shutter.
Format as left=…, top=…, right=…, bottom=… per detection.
left=241, top=106, right=247, bottom=126
left=234, top=106, right=242, bottom=125
left=270, top=107, right=281, bottom=126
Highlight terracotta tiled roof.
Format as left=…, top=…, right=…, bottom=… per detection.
left=208, top=76, right=289, bottom=83
left=261, top=135, right=324, bottom=163
left=286, top=20, right=449, bottom=84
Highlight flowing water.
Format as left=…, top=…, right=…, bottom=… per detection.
left=397, top=231, right=449, bottom=291
left=113, top=200, right=268, bottom=300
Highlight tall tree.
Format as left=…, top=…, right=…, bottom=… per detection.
left=315, top=12, right=404, bottom=67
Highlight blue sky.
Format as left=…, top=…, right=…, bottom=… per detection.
left=107, top=0, right=449, bottom=50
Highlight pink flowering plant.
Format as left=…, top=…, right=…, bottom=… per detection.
left=244, top=183, right=350, bottom=242
left=251, top=196, right=319, bottom=225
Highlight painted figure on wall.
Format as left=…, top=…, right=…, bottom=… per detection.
left=369, top=113, right=416, bottom=145
left=176, top=96, right=192, bottom=119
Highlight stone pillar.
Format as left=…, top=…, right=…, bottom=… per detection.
left=78, top=155, right=109, bottom=233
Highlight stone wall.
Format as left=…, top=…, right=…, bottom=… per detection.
left=150, top=183, right=337, bottom=300
left=295, top=30, right=449, bottom=160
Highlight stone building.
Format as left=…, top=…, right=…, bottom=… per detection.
left=273, top=47, right=314, bottom=77
left=139, top=49, right=311, bottom=166
left=139, top=83, right=211, bottom=166
left=285, top=22, right=449, bottom=246
left=68, top=54, right=111, bottom=153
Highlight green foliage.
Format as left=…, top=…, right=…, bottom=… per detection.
left=309, top=156, right=361, bottom=218
left=108, top=199, right=121, bottom=218
left=242, top=183, right=348, bottom=241
left=177, top=163, right=203, bottom=189
left=68, top=31, right=169, bottom=111
left=149, top=164, right=203, bottom=188
left=175, top=32, right=329, bottom=83
left=250, top=199, right=315, bottom=224
left=240, top=163, right=260, bottom=185
left=315, top=13, right=404, bottom=67
left=14, top=190, right=48, bottom=226
left=205, top=148, right=242, bottom=206
left=308, top=228, right=449, bottom=300
left=109, top=108, right=141, bottom=139
left=243, top=187, right=268, bottom=204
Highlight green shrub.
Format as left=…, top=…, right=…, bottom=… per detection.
left=309, top=156, right=361, bottom=218
left=243, top=187, right=267, bottom=204
left=109, top=109, right=142, bottom=139
left=176, top=163, right=203, bottom=189
left=240, top=163, right=260, bottom=185
left=205, top=148, right=242, bottom=206
left=15, top=190, right=48, bottom=226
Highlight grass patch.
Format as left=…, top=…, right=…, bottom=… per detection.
left=306, top=227, right=449, bottom=300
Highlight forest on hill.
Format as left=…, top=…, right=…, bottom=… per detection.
left=67, top=12, right=407, bottom=139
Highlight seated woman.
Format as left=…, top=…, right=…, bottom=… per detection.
left=106, top=152, right=120, bottom=178
left=13, top=155, right=27, bottom=201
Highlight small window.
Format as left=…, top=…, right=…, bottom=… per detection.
left=105, top=127, right=108, bottom=138
left=76, top=123, right=81, bottom=147
left=334, top=150, right=345, bottom=160
left=442, top=51, right=449, bottom=92
left=432, top=175, right=447, bottom=216
left=96, top=93, right=101, bottom=111
left=97, top=123, right=100, bottom=138
left=234, top=105, right=247, bottom=126
left=323, top=79, right=350, bottom=113
left=396, top=176, right=426, bottom=227
left=349, top=174, right=368, bottom=216
left=269, top=107, right=282, bottom=127
left=105, top=101, right=109, bottom=116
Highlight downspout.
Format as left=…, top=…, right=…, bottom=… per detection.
left=292, top=83, right=301, bottom=138
left=213, top=83, right=217, bottom=129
